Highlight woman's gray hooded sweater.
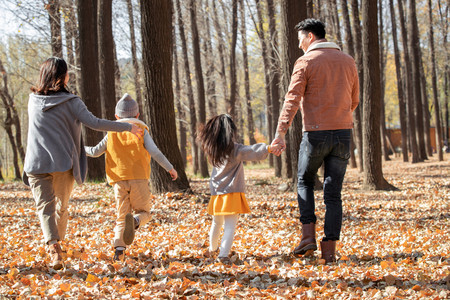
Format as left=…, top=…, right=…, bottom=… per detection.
left=23, top=92, right=132, bottom=185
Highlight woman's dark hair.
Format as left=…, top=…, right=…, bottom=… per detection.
left=295, top=18, right=326, bottom=39
left=197, top=114, right=237, bottom=167
left=31, top=57, right=69, bottom=95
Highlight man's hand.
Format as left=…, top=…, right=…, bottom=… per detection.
left=270, top=134, right=286, bottom=156
left=169, top=168, right=178, bottom=181
left=130, top=124, right=144, bottom=138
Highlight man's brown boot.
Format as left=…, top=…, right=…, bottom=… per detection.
left=293, top=223, right=317, bottom=255
left=48, top=243, right=64, bottom=270
left=320, top=240, right=336, bottom=263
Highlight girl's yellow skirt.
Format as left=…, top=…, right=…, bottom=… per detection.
left=207, top=192, right=250, bottom=215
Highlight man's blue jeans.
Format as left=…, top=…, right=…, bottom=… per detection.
left=297, top=129, right=351, bottom=241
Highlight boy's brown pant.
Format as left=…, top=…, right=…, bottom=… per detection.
left=113, top=179, right=152, bottom=248
left=27, top=170, right=74, bottom=244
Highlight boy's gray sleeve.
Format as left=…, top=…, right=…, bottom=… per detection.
left=143, top=131, right=174, bottom=171
left=85, top=135, right=108, bottom=157
left=235, top=143, right=269, bottom=161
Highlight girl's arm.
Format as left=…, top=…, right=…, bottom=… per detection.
left=235, top=143, right=269, bottom=161
left=84, top=135, right=108, bottom=157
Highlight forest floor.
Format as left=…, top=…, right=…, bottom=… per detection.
left=0, top=154, right=449, bottom=299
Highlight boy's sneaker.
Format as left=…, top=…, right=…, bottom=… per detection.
left=123, top=213, right=137, bottom=245
left=113, top=248, right=125, bottom=262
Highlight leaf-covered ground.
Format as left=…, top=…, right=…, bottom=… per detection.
left=0, top=155, right=449, bottom=299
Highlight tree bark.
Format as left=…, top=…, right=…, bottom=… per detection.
left=239, top=0, right=256, bottom=146
left=189, top=0, right=209, bottom=177
left=280, top=0, right=306, bottom=189
left=212, top=0, right=229, bottom=111
left=0, top=58, right=23, bottom=180
left=350, top=0, right=364, bottom=172
left=126, top=0, right=145, bottom=123
left=330, top=0, right=342, bottom=49
left=228, top=0, right=238, bottom=120
left=203, top=0, right=217, bottom=118
left=254, top=0, right=273, bottom=167
left=398, top=0, right=420, bottom=163
left=97, top=0, right=116, bottom=119
left=140, top=0, right=190, bottom=193
left=407, top=0, right=427, bottom=161
left=389, top=0, right=408, bottom=162
left=378, top=0, right=390, bottom=161
left=77, top=0, right=106, bottom=180
left=427, top=0, right=444, bottom=161
left=47, top=0, right=63, bottom=58
left=173, top=27, right=187, bottom=168
left=175, top=0, right=199, bottom=175
left=361, top=0, right=395, bottom=190
left=265, top=0, right=282, bottom=176
left=62, top=0, right=78, bottom=94
left=340, top=0, right=357, bottom=168
left=419, top=56, right=432, bottom=157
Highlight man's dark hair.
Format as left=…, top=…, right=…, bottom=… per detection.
left=295, top=18, right=326, bottom=39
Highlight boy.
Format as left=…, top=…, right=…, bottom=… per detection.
left=85, top=94, right=177, bottom=261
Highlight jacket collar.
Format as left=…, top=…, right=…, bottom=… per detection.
left=305, top=39, right=341, bottom=54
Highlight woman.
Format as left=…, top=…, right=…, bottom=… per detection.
left=23, top=57, right=142, bottom=269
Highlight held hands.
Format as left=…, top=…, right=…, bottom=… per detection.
left=130, top=124, right=144, bottom=138
left=270, top=135, right=286, bottom=156
left=169, top=168, right=178, bottom=181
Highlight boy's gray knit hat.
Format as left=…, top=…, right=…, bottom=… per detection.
left=115, top=93, right=138, bottom=118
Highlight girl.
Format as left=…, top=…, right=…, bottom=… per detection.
left=23, top=57, right=142, bottom=269
left=197, top=114, right=275, bottom=262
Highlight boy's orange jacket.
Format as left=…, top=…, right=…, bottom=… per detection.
left=105, top=122, right=150, bottom=184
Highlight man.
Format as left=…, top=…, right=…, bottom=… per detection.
left=271, top=19, right=359, bottom=263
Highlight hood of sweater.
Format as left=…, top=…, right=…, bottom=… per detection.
left=305, top=39, right=341, bottom=54
left=29, top=92, right=78, bottom=112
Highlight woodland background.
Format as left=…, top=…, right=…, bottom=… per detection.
left=0, top=0, right=448, bottom=192
left=0, top=0, right=448, bottom=299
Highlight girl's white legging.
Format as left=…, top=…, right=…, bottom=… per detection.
left=209, top=214, right=239, bottom=258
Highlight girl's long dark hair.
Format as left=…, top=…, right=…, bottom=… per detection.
left=197, top=114, right=237, bottom=167
left=31, top=57, right=69, bottom=95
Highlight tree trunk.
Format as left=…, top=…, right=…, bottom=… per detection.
left=140, top=0, right=190, bottom=193
left=212, top=0, right=229, bottom=111
left=398, top=0, right=420, bottom=163
left=239, top=0, right=256, bottom=146
left=175, top=0, right=199, bottom=175
left=419, top=58, right=432, bottom=157
left=266, top=0, right=282, bottom=177
left=330, top=0, right=342, bottom=49
left=350, top=0, right=364, bottom=172
left=280, top=0, right=306, bottom=189
left=77, top=0, right=106, bottom=180
left=228, top=0, right=238, bottom=120
left=378, top=0, right=390, bottom=161
left=203, top=0, right=217, bottom=118
left=97, top=0, right=116, bottom=120
left=47, top=0, right=63, bottom=58
left=62, top=0, right=78, bottom=94
left=361, top=0, right=395, bottom=190
left=173, top=27, right=187, bottom=168
left=189, top=0, right=209, bottom=177
left=340, top=0, right=357, bottom=168
left=0, top=58, right=22, bottom=180
left=113, top=40, right=121, bottom=102
left=427, top=0, right=444, bottom=161
left=255, top=0, right=273, bottom=167
left=389, top=0, right=408, bottom=162
left=407, top=0, right=427, bottom=161
left=126, top=0, right=145, bottom=123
